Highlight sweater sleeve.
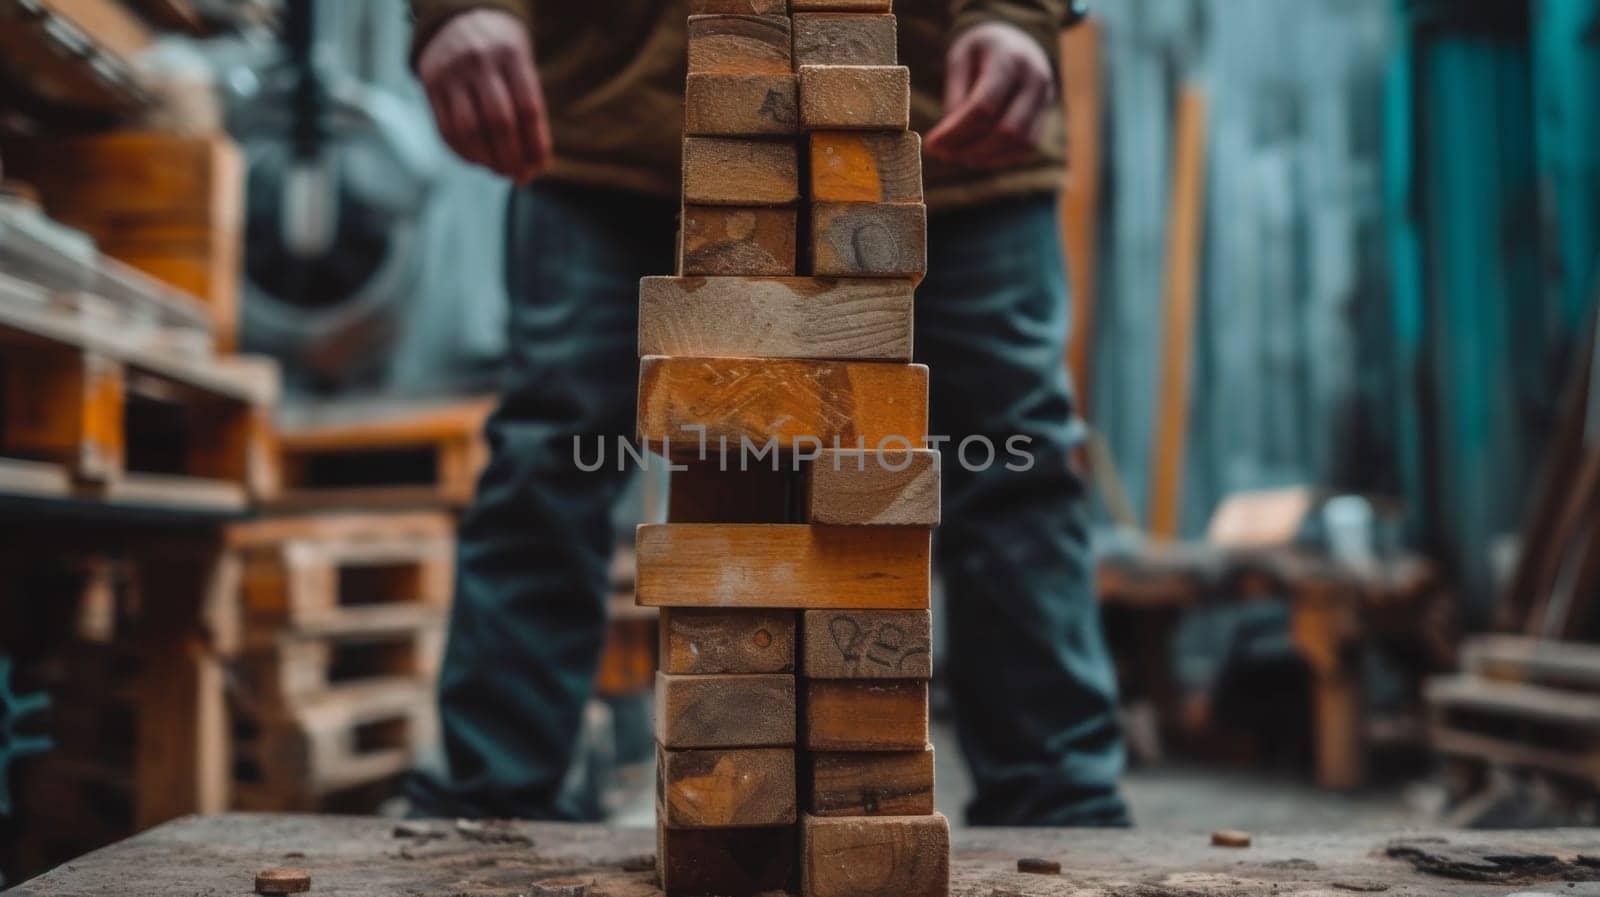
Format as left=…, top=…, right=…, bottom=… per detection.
left=949, top=0, right=1069, bottom=68
left=409, top=0, right=531, bottom=68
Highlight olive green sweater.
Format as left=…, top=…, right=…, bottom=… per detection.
left=411, top=0, right=1072, bottom=208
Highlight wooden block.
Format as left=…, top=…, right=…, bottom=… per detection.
left=638, top=276, right=914, bottom=361
left=658, top=746, right=796, bottom=828
left=805, top=680, right=927, bottom=751
left=812, top=202, right=927, bottom=277
left=668, top=462, right=798, bottom=523
left=661, top=608, right=796, bottom=674
left=810, top=132, right=923, bottom=203
left=793, top=13, right=898, bottom=66
left=682, top=137, right=799, bottom=206
left=655, top=672, right=795, bottom=748
left=802, top=813, right=949, bottom=897
left=685, top=73, right=797, bottom=137
left=799, top=65, right=910, bottom=130
left=809, top=746, right=935, bottom=816
left=0, top=347, right=124, bottom=482
left=792, top=0, right=890, bottom=9
left=637, top=524, right=930, bottom=609
left=658, top=823, right=796, bottom=896
left=637, top=357, right=928, bottom=456
left=806, top=448, right=939, bottom=525
left=690, top=0, right=787, bottom=14
left=803, top=609, right=932, bottom=679
left=680, top=206, right=796, bottom=276
left=688, top=14, right=791, bottom=75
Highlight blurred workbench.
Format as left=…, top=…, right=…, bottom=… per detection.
left=6, top=814, right=1600, bottom=896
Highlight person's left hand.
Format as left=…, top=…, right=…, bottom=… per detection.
left=925, top=22, right=1056, bottom=169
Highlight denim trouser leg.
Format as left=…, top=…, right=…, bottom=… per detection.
left=408, top=183, right=676, bottom=820
left=919, top=196, right=1130, bottom=826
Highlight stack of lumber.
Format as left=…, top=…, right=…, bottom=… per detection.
left=0, top=190, right=277, bottom=513
left=222, top=513, right=452, bottom=811
left=638, top=2, right=946, bottom=895
left=5, top=132, right=246, bottom=350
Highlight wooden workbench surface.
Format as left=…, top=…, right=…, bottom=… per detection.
left=6, top=814, right=1599, bottom=896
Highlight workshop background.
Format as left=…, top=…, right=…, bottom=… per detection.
left=2, top=0, right=1599, bottom=886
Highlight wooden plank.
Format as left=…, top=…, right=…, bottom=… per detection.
left=1060, top=19, right=1104, bottom=408
left=1427, top=673, right=1600, bottom=730
left=35, top=0, right=153, bottom=64
left=811, top=202, right=927, bottom=277
left=682, top=138, right=800, bottom=207
left=792, top=14, right=898, bottom=67
left=810, top=132, right=923, bottom=204
left=1462, top=635, right=1600, bottom=691
left=690, top=0, right=787, bottom=11
left=799, top=65, right=910, bottom=130
left=638, top=276, right=914, bottom=361
left=791, top=0, right=892, bottom=12
left=801, top=813, right=950, bottom=897
left=679, top=206, right=797, bottom=277
left=805, top=680, right=927, bottom=751
left=636, top=357, right=928, bottom=457
left=687, top=14, right=792, bottom=75
left=1148, top=86, right=1208, bottom=539
left=657, top=823, right=797, bottom=897
left=805, top=448, right=939, bottom=525
left=685, top=73, right=798, bottom=137
left=809, top=747, right=935, bottom=816
left=802, top=609, right=931, bottom=679
left=654, top=672, right=795, bottom=748
left=658, top=746, right=796, bottom=828
left=636, top=524, right=930, bottom=609
left=1, top=346, right=124, bottom=482
left=660, top=608, right=797, bottom=674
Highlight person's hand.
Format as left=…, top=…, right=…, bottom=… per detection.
left=925, top=23, right=1056, bottom=169
left=417, top=9, right=553, bottom=183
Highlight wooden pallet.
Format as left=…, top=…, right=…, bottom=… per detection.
left=1428, top=670, right=1600, bottom=787
left=274, top=397, right=493, bottom=509
left=0, top=272, right=277, bottom=511
left=227, top=512, right=454, bottom=627
left=238, top=615, right=444, bottom=709
left=231, top=679, right=438, bottom=810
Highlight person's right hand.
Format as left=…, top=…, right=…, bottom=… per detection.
left=417, top=9, right=553, bottom=183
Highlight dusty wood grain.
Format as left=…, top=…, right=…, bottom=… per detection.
left=812, top=202, right=927, bottom=277
left=636, top=524, right=930, bottom=609
left=638, top=276, right=913, bottom=361
left=685, top=73, right=797, bottom=137
left=658, top=746, right=796, bottom=828
left=791, top=0, right=891, bottom=9
left=802, top=609, right=931, bottom=678
left=806, top=448, right=939, bottom=525
left=679, top=206, right=796, bottom=276
left=802, top=813, right=950, bottom=897
left=17, top=814, right=1600, bottom=897
left=805, top=679, right=928, bottom=751
left=681, top=138, right=799, bottom=207
left=691, top=0, right=787, bottom=12
left=636, top=357, right=928, bottom=457
left=667, top=462, right=798, bottom=523
left=810, top=131, right=923, bottom=204
left=809, top=746, right=934, bottom=816
left=792, top=13, right=898, bottom=66
left=657, top=823, right=796, bottom=896
left=654, top=672, right=795, bottom=748
left=687, top=14, right=792, bottom=75
left=660, top=608, right=796, bottom=674
left=799, top=65, right=910, bottom=130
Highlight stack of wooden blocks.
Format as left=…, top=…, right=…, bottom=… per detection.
left=636, top=2, right=947, bottom=895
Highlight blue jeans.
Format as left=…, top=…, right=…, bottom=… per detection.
left=408, top=182, right=1130, bottom=826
